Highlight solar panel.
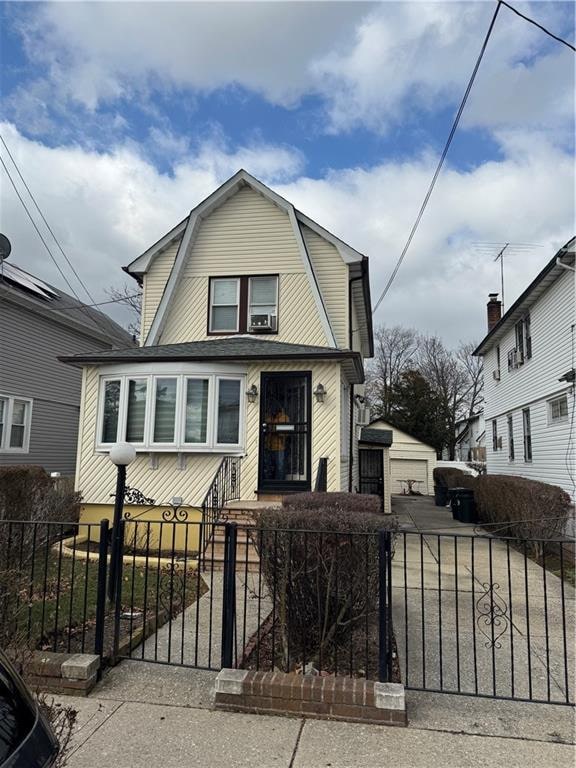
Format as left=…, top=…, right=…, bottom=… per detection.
left=0, top=262, right=60, bottom=301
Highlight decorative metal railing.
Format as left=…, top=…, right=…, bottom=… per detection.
left=200, top=456, right=242, bottom=565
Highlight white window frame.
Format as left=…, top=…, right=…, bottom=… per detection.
left=548, top=394, right=569, bottom=425
left=209, top=278, right=240, bottom=333
left=96, top=373, right=245, bottom=453
left=0, top=394, right=33, bottom=454
left=248, top=276, right=279, bottom=322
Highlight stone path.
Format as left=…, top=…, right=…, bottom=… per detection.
left=392, top=496, right=575, bottom=703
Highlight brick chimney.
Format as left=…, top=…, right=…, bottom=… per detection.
left=487, top=293, right=502, bottom=331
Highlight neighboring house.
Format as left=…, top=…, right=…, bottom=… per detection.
left=0, top=258, right=132, bottom=475
left=364, top=419, right=437, bottom=495
left=473, top=237, right=576, bottom=501
left=454, top=412, right=486, bottom=462
left=62, top=170, right=378, bottom=524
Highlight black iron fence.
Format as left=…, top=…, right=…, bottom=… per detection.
left=0, top=519, right=109, bottom=657
left=200, top=457, right=241, bottom=562
left=112, top=519, right=394, bottom=681
left=395, top=530, right=575, bottom=705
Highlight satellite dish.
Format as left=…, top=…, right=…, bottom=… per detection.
left=0, top=234, right=11, bottom=262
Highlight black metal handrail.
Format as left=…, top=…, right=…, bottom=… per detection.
left=200, top=456, right=241, bottom=565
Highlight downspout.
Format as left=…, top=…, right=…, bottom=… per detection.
left=348, top=274, right=364, bottom=492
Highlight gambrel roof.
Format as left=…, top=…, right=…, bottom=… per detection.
left=124, top=169, right=373, bottom=354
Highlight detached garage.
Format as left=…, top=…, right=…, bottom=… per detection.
left=367, top=420, right=437, bottom=495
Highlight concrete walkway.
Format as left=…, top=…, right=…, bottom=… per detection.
left=57, top=662, right=575, bottom=768
left=392, top=496, right=575, bottom=704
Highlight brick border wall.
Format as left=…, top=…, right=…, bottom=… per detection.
left=26, top=651, right=100, bottom=696
left=215, top=669, right=407, bottom=726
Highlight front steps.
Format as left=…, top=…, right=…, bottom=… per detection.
left=202, top=506, right=260, bottom=572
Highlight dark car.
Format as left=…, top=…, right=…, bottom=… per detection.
left=0, top=650, right=59, bottom=768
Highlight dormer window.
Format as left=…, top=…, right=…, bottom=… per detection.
left=208, top=275, right=278, bottom=335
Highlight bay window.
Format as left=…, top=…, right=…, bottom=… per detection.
left=0, top=394, right=33, bottom=453
left=98, top=373, right=244, bottom=451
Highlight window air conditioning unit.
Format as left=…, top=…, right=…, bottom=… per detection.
left=249, top=313, right=277, bottom=332
left=357, top=405, right=371, bottom=426
left=493, top=369, right=501, bottom=381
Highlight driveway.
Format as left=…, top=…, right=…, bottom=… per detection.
left=391, top=495, right=575, bottom=704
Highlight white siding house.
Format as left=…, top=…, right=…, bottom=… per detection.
left=474, top=237, right=576, bottom=501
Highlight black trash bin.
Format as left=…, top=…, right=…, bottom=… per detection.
left=434, top=485, right=448, bottom=507
left=448, top=488, right=463, bottom=520
left=456, top=488, right=478, bottom=524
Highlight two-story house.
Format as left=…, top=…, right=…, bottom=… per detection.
left=62, top=171, right=387, bottom=527
left=473, top=237, right=575, bottom=500
left=0, top=254, right=132, bottom=475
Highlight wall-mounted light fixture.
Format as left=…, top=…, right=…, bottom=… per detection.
left=313, top=383, right=327, bottom=403
left=246, top=384, right=259, bottom=403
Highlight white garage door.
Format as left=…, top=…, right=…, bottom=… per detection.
left=390, top=458, right=429, bottom=495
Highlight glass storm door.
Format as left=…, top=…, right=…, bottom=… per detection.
left=259, top=372, right=311, bottom=492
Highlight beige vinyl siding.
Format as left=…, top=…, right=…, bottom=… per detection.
left=160, top=273, right=326, bottom=347
left=76, top=360, right=343, bottom=511
left=141, top=239, right=180, bottom=340
left=302, top=225, right=348, bottom=348
left=340, top=372, right=351, bottom=491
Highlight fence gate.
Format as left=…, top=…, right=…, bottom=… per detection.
left=393, top=530, right=575, bottom=705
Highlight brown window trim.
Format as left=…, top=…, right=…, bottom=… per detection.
left=207, top=275, right=279, bottom=336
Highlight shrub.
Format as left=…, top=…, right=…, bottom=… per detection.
left=471, top=475, right=571, bottom=554
left=282, top=491, right=382, bottom=515
left=433, top=467, right=467, bottom=489
left=0, top=466, right=80, bottom=524
left=252, top=502, right=396, bottom=673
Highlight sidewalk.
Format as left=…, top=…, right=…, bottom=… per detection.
left=56, top=662, right=575, bottom=768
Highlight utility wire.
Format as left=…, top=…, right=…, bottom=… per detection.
left=372, top=2, right=502, bottom=314
left=500, top=0, right=576, bottom=52
left=0, top=132, right=96, bottom=304
left=372, top=0, right=575, bottom=314
left=0, top=285, right=141, bottom=312
left=0, top=156, right=115, bottom=338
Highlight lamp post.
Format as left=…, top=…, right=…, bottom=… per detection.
left=108, top=442, right=136, bottom=602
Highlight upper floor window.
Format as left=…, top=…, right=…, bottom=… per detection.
left=98, top=374, right=244, bottom=452
left=549, top=394, right=569, bottom=424
left=0, top=394, right=33, bottom=453
left=209, top=276, right=278, bottom=335
left=509, top=314, right=532, bottom=369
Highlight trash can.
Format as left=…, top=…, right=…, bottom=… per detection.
left=448, top=488, right=463, bottom=520
left=434, top=485, right=448, bottom=507
left=456, top=488, right=477, bottom=524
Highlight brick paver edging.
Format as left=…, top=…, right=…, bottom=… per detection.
left=26, top=651, right=100, bottom=696
left=214, top=669, right=407, bottom=726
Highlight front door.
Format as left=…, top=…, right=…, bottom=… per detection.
left=259, top=372, right=311, bottom=493
left=359, top=449, right=384, bottom=508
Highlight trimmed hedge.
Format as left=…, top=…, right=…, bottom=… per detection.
left=282, top=491, right=382, bottom=516
left=433, top=467, right=571, bottom=546
left=253, top=497, right=396, bottom=673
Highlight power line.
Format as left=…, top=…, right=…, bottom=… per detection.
left=372, top=0, right=575, bottom=314
left=500, top=0, right=575, bottom=52
left=0, top=286, right=141, bottom=312
left=0, top=132, right=96, bottom=304
left=0, top=155, right=114, bottom=338
left=372, top=2, right=503, bottom=314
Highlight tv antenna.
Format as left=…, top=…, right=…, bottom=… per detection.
left=472, top=241, right=544, bottom=313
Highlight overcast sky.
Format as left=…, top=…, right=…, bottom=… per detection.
left=0, top=1, right=574, bottom=347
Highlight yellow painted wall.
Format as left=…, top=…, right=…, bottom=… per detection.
left=79, top=502, right=202, bottom=553
left=141, top=239, right=180, bottom=340
left=76, top=360, right=344, bottom=515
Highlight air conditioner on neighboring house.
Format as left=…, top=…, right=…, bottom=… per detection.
left=493, top=369, right=501, bottom=381
left=249, top=314, right=277, bottom=332
left=357, top=405, right=371, bottom=426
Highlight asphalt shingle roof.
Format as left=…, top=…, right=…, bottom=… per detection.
left=360, top=427, right=393, bottom=446
left=59, top=336, right=365, bottom=382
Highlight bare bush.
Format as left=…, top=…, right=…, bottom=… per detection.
left=253, top=503, right=396, bottom=673
left=282, top=492, right=382, bottom=515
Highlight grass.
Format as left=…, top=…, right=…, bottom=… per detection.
left=1, top=537, right=204, bottom=656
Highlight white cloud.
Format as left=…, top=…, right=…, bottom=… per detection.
left=0, top=122, right=572, bottom=344
left=8, top=1, right=573, bottom=140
